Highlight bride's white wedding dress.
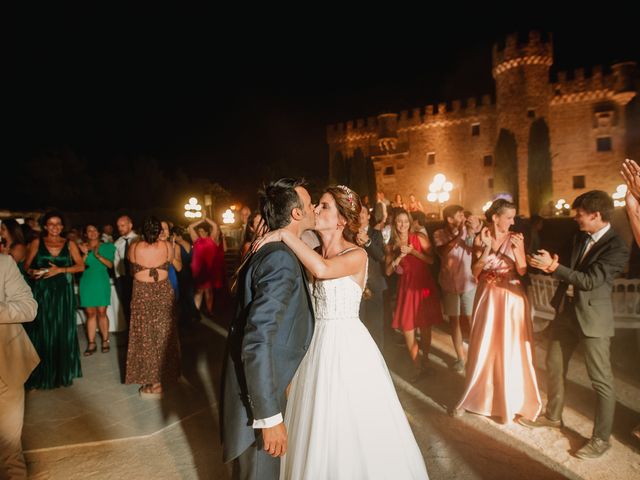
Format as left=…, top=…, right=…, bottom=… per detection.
left=280, top=262, right=429, bottom=479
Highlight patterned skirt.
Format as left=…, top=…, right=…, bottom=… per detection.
left=125, top=278, right=180, bottom=385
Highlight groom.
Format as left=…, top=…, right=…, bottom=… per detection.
left=221, top=178, right=316, bottom=480
left=522, top=190, right=628, bottom=459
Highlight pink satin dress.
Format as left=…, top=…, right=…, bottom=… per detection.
left=455, top=234, right=541, bottom=423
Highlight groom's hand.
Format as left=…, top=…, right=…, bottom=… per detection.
left=262, top=422, right=288, bottom=457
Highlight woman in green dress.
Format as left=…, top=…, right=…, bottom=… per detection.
left=79, top=224, right=116, bottom=355
left=24, top=211, right=85, bottom=389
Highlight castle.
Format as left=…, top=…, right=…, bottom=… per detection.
left=326, top=31, right=639, bottom=216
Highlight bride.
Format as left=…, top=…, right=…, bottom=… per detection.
left=254, top=185, right=428, bottom=480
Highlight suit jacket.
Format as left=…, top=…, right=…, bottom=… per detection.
left=0, top=255, right=39, bottom=395
left=220, top=242, right=314, bottom=462
left=363, top=229, right=387, bottom=296
left=550, top=228, right=629, bottom=337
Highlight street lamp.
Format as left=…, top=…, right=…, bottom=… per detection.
left=184, top=197, right=203, bottom=219
left=222, top=208, right=235, bottom=224
left=612, top=184, right=627, bottom=207
left=554, top=199, right=571, bottom=216
left=427, top=173, right=453, bottom=218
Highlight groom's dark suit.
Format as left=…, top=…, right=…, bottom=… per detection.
left=546, top=226, right=628, bottom=441
left=221, top=242, right=314, bottom=479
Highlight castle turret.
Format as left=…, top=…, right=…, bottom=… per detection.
left=492, top=31, right=554, bottom=214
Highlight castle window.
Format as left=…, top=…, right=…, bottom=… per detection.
left=427, top=152, right=436, bottom=165
left=596, top=136, right=612, bottom=152
left=488, top=178, right=494, bottom=189
left=573, top=175, right=586, bottom=189
left=483, top=155, right=493, bottom=167
left=527, top=109, right=536, bottom=119
left=383, top=166, right=395, bottom=176
left=471, top=123, right=480, bottom=136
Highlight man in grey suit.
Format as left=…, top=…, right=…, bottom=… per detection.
left=522, top=190, right=629, bottom=459
left=221, top=178, right=316, bottom=480
left=0, top=255, right=39, bottom=480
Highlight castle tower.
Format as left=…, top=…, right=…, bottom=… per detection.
left=492, top=31, right=554, bottom=215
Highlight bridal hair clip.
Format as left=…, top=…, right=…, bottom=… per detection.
left=336, top=185, right=356, bottom=211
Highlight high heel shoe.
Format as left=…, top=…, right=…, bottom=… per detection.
left=101, top=338, right=110, bottom=353
left=84, top=342, right=97, bottom=356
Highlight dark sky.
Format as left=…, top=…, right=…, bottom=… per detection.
left=7, top=8, right=640, bottom=207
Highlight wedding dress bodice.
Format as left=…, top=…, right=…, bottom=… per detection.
left=312, top=277, right=363, bottom=321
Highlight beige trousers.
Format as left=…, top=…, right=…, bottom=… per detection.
left=0, top=385, right=27, bottom=480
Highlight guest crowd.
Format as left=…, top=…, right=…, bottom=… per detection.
left=2, top=159, right=640, bottom=478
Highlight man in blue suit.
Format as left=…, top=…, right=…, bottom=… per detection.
left=221, top=178, right=316, bottom=480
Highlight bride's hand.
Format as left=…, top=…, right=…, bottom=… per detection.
left=251, top=229, right=284, bottom=253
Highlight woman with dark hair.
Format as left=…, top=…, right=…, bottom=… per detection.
left=254, top=186, right=428, bottom=479
left=240, top=211, right=265, bottom=259
left=188, top=212, right=225, bottom=315
left=386, top=209, right=442, bottom=380
left=78, top=224, right=116, bottom=355
left=23, top=210, right=85, bottom=389
left=125, top=217, right=180, bottom=398
left=451, top=199, right=541, bottom=423
left=159, top=220, right=183, bottom=298
left=0, top=219, right=27, bottom=269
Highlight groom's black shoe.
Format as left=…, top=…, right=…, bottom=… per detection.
left=574, top=437, right=611, bottom=459
left=517, top=414, right=562, bottom=429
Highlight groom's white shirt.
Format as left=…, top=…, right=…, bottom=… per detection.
left=253, top=413, right=283, bottom=428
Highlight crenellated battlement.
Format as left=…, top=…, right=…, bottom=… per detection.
left=551, top=61, right=638, bottom=102
left=492, top=31, right=553, bottom=77
left=327, top=95, right=496, bottom=143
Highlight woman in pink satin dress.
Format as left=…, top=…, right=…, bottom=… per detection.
left=452, top=199, right=541, bottom=423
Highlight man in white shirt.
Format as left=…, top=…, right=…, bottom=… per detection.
left=523, top=191, right=628, bottom=460
left=113, top=216, right=138, bottom=324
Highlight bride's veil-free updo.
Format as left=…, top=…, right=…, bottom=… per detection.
left=324, top=185, right=362, bottom=243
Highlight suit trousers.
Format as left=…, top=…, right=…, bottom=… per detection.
left=114, top=275, right=133, bottom=324
left=545, top=302, right=615, bottom=441
left=232, top=442, right=280, bottom=480
left=0, top=385, right=27, bottom=480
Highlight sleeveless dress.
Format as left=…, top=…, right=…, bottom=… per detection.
left=25, top=240, right=82, bottom=389
left=280, top=250, right=429, bottom=479
left=79, top=242, right=116, bottom=307
left=191, top=236, right=225, bottom=290
left=392, top=233, right=443, bottom=331
left=455, top=234, right=542, bottom=423
left=125, top=259, right=180, bottom=385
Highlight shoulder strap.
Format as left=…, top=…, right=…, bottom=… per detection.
left=337, top=246, right=360, bottom=256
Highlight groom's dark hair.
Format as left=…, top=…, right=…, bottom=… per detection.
left=259, top=178, right=307, bottom=230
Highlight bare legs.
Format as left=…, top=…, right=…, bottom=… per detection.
left=194, top=288, right=214, bottom=315
left=84, top=306, right=109, bottom=355
left=403, top=326, right=433, bottom=377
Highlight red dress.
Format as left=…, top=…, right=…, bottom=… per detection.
left=191, top=237, right=225, bottom=290
left=392, top=233, right=443, bottom=331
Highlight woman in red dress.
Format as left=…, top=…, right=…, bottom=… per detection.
left=386, top=209, right=443, bottom=380
left=188, top=213, right=225, bottom=315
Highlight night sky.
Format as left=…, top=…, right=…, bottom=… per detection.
left=6, top=8, right=640, bottom=210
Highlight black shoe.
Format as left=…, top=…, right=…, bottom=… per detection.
left=517, top=415, right=562, bottom=429
left=574, top=437, right=611, bottom=459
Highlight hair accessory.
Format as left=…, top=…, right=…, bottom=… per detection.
left=336, top=185, right=356, bottom=211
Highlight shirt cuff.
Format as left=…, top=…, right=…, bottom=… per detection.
left=252, top=413, right=283, bottom=429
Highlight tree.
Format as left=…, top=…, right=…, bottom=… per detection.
left=493, top=128, right=519, bottom=208
left=527, top=118, right=553, bottom=215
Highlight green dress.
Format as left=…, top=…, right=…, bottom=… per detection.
left=25, top=240, right=82, bottom=389
left=79, top=242, right=116, bottom=307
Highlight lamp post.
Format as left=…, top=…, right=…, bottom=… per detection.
left=427, top=173, right=453, bottom=219
left=184, top=197, right=203, bottom=219
left=612, top=184, right=627, bottom=207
